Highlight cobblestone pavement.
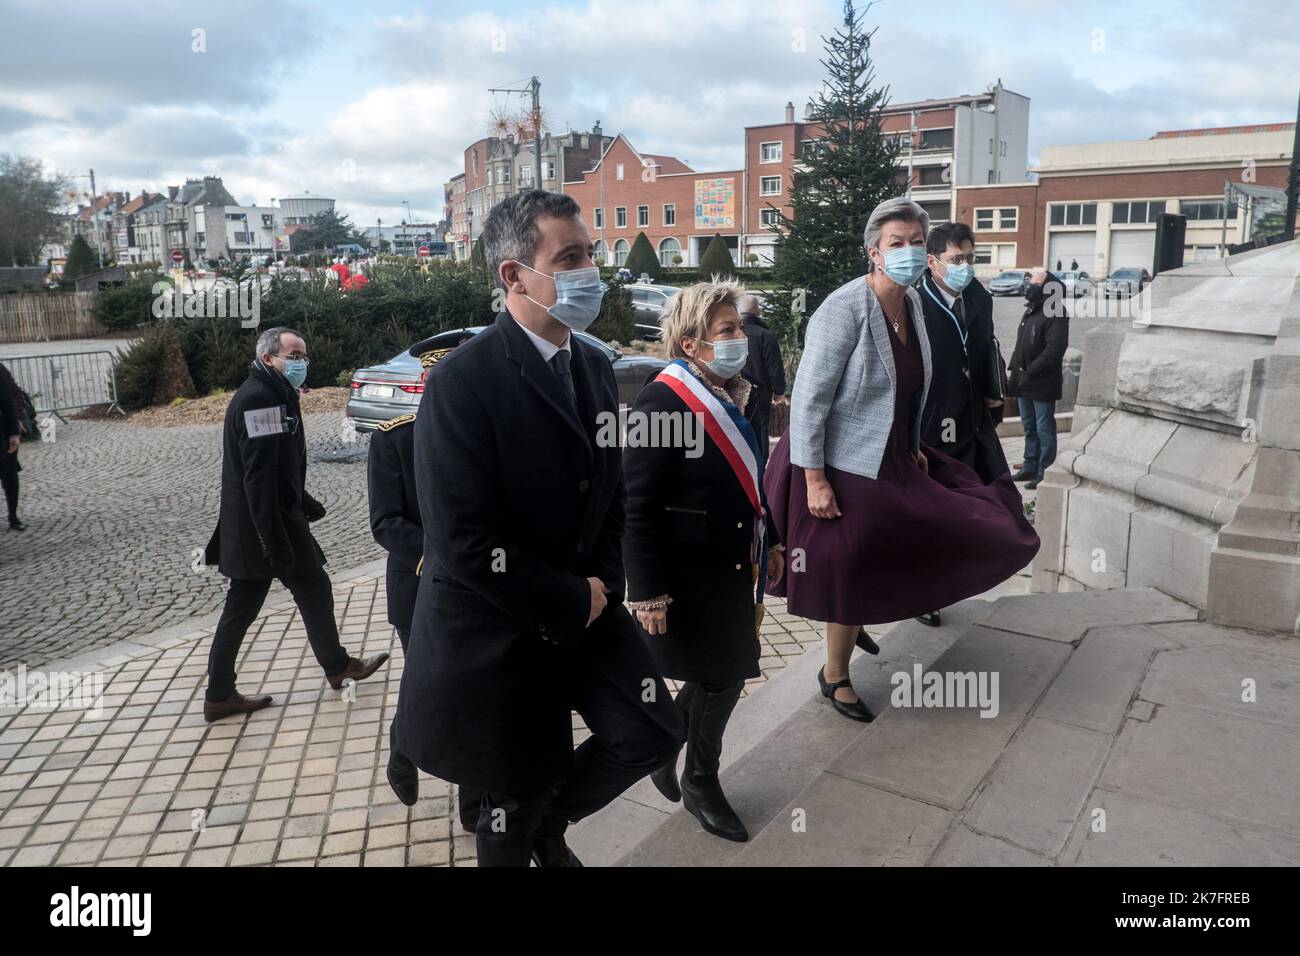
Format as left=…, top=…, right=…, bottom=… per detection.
left=0, top=570, right=822, bottom=868
left=0, top=412, right=380, bottom=669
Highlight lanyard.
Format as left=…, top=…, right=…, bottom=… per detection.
left=922, top=279, right=968, bottom=354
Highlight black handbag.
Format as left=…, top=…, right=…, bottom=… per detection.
left=986, top=334, right=1009, bottom=401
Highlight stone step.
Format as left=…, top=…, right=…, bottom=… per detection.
left=601, top=597, right=1002, bottom=867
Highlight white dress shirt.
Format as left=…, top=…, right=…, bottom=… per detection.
left=512, top=314, right=571, bottom=362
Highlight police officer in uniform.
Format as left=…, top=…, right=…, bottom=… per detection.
left=367, top=334, right=481, bottom=830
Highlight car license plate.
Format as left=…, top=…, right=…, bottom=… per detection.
left=361, top=384, right=395, bottom=398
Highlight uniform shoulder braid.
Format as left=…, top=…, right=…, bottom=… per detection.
left=377, top=413, right=416, bottom=432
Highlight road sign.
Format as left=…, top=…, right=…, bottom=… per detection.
left=170, top=250, right=184, bottom=264
left=418, top=245, right=430, bottom=258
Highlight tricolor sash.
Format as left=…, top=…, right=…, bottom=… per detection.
left=655, top=361, right=762, bottom=518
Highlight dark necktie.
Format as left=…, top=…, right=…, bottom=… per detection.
left=550, top=349, right=577, bottom=410
left=952, top=297, right=967, bottom=329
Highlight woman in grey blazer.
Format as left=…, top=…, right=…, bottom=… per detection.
left=764, top=198, right=1039, bottom=722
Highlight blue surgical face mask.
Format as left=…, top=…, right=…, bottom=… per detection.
left=281, top=358, right=308, bottom=389
left=942, top=261, right=975, bottom=292
left=877, top=245, right=928, bottom=286
left=699, top=336, right=749, bottom=379
left=516, top=261, right=606, bottom=332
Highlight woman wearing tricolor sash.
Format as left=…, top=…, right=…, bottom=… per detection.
left=624, top=281, right=784, bottom=844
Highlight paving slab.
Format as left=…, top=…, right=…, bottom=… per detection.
left=1138, top=644, right=1300, bottom=727
left=930, top=824, right=1053, bottom=866
left=979, top=587, right=1200, bottom=643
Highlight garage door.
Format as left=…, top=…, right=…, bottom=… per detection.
left=1047, top=232, right=1096, bottom=273
left=1107, top=229, right=1156, bottom=276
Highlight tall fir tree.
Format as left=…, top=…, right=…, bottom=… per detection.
left=766, top=1, right=902, bottom=379
left=63, top=234, right=97, bottom=282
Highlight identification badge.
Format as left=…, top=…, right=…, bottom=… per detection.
left=244, top=405, right=288, bottom=438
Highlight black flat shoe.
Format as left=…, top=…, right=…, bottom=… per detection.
left=914, top=611, right=942, bottom=627
left=855, top=628, right=880, bottom=655
left=531, top=835, right=583, bottom=867
left=7, top=518, right=24, bottom=531
left=1026, top=477, right=1042, bottom=490
left=817, top=666, right=875, bottom=723
left=1011, top=469, right=1034, bottom=483
left=650, top=758, right=682, bottom=803
left=386, top=749, right=418, bottom=806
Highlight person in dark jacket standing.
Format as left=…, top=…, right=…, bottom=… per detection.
left=203, top=327, right=388, bottom=722
left=737, top=293, right=785, bottom=461
left=0, top=363, right=24, bottom=531
left=1008, top=271, right=1069, bottom=489
left=393, top=190, right=682, bottom=867
left=367, top=333, right=481, bottom=830
left=626, top=281, right=784, bottom=843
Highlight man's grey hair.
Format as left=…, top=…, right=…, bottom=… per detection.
left=863, top=197, right=930, bottom=253
left=482, top=189, right=583, bottom=289
left=255, top=326, right=301, bottom=360
left=736, top=293, right=761, bottom=317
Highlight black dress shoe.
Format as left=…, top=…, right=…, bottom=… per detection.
left=650, top=758, right=682, bottom=803
left=1010, top=469, right=1034, bottom=483
left=203, top=691, right=273, bottom=722
left=681, top=773, right=748, bottom=842
left=914, top=610, right=942, bottom=627
left=1026, top=477, right=1042, bottom=490
left=7, top=518, right=24, bottom=531
left=326, top=652, right=390, bottom=689
left=531, top=835, right=583, bottom=867
left=386, top=749, right=418, bottom=806
left=818, top=667, right=875, bottom=723
left=854, top=628, right=880, bottom=655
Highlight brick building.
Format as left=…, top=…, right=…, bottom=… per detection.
left=953, top=123, right=1296, bottom=277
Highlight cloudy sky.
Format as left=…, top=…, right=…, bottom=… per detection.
left=2, top=0, right=1296, bottom=226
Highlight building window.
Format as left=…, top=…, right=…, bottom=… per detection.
left=545, top=160, right=555, bottom=181
left=918, top=200, right=950, bottom=224
left=594, top=207, right=604, bottom=229
left=658, top=237, right=681, bottom=267
left=1050, top=203, right=1098, bottom=226
left=616, top=163, right=624, bottom=181
left=760, top=176, right=781, bottom=196
left=519, top=166, right=533, bottom=187
left=1181, top=200, right=1237, bottom=221
left=613, top=238, right=629, bottom=265
left=637, top=205, right=649, bottom=227
left=500, top=165, right=510, bottom=183
left=593, top=239, right=607, bottom=265
left=760, top=141, right=782, bottom=163
left=663, top=203, right=676, bottom=226
left=974, top=242, right=1016, bottom=266
left=975, top=207, right=1018, bottom=231
left=920, top=128, right=954, bottom=150
left=760, top=208, right=781, bottom=227
left=918, top=166, right=947, bottom=187
left=1111, top=200, right=1166, bottom=224
left=615, top=206, right=627, bottom=228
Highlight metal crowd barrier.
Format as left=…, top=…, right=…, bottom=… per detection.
left=3, top=350, right=123, bottom=421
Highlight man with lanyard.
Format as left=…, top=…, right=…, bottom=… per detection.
left=915, top=222, right=1009, bottom=628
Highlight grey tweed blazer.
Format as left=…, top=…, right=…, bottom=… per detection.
left=789, top=275, right=932, bottom=479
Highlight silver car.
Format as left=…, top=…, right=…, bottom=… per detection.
left=988, top=270, right=1031, bottom=296
left=1103, top=267, right=1151, bottom=298
left=345, top=326, right=669, bottom=431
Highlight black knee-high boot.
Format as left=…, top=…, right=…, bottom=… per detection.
left=649, top=682, right=697, bottom=803
left=680, top=680, right=747, bottom=841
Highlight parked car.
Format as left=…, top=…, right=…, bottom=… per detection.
left=1058, top=270, right=1095, bottom=298
left=629, top=283, right=680, bottom=340
left=345, top=326, right=669, bottom=431
left=1103, top=267, right=1152, bottom=298
left=988, top=270, right=1032, bottom=296
left=614, top=267, right=634, bottom=282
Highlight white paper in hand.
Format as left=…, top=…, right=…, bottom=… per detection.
left=244, top=405, right=287, bottom=439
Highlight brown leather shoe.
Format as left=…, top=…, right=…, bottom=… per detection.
left=326, top=653, right=390, bottom=690
left=203, top=691, right=273, bottom=722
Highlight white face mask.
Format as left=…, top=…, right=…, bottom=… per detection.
left=515, top=261, right=606, bottom=332
left=698, top=336, right=749, bottom=379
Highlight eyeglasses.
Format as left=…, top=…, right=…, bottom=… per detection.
left=937, top=254, right=976, bottom=266
left=283, top=354, right=310, bottom=364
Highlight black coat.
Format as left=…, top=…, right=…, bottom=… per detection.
left=624, top=376, right=780, bottom=685
left=0, top=364, right=18, bottom=456
left=740, top=316, right=786, bottom=417
left=367, top=415, right=420, bottom=629
left=393, top=312, right=666, bottom=793
left=1009, top=276, right=1070, bottom=402
left=204, top=362, right=327, bottom=579
left=917, top=274, right=1009, bottom=482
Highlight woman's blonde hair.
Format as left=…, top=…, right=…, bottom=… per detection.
left=660, top=278, right=746, bottom=358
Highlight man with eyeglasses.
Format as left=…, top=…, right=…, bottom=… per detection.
left=914, top=222, right=1010, bottom=627
left=202, top=326, right=389, bottom=722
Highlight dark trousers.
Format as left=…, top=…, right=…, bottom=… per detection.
left=1, top=453, right=17, bottom=521
left=747, top=403, right=772, bottom=461
left=476, top=617, right=684, bottom=867
left=207, top=567, right=351, bottom=701
left=1019, top=398, right=1058, bottom=479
